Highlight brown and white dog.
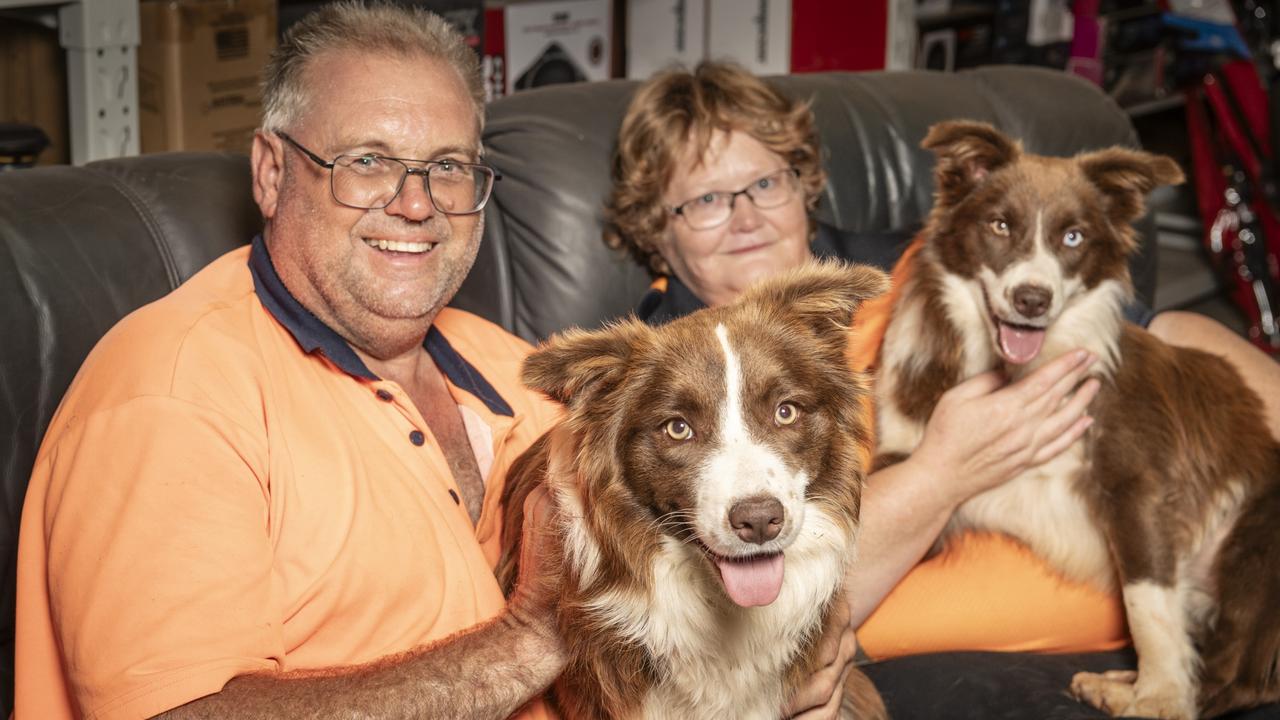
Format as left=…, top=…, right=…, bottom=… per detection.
left=498, top=261, right=889, bottom=720
left=875, top=120, right=1280, bottom=719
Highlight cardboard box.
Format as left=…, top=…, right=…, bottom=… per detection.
left=138, top=0, right=276, bottom=154
left=0, top=21, right=69, bottom=166
left=497, top=0, right=613, bottom=96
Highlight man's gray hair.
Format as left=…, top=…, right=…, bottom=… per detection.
left=260, top=0, right=484, bottom=132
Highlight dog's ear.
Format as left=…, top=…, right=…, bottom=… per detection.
left=742, top=259, right=889, bottom=341
left=522, top=320, right=652, bottom=407
left=1077, top=148, right=1184, bottom=224
left=922, top=121, right=1021, bottom=207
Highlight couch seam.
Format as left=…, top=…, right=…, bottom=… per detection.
left=87, top=166, right=182, bottom=289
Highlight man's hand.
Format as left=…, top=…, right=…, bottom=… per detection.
left=912, top=348, right=1101, bottom=506
left=783, top=594, right=858, bottom=719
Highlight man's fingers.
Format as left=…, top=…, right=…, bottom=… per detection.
left=784, top=651, right=844, bottom=714
left=788, top=665, right=852, bottom=720
left=522, top=483, right=553, bottom=526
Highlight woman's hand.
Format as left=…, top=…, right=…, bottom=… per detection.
left=911, top=348, right=1101, bottom=507
left=783, top=595, right=858, bottom=719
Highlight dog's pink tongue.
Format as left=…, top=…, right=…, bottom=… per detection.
left=999, top=322, right=1046, bottom=364
left=715, top=553, right=785, bottom=607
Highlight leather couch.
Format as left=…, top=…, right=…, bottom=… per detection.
left=0, top=66, right=1227, bottom=718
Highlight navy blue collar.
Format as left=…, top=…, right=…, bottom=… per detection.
left=248, top=235, right=513, bottom=417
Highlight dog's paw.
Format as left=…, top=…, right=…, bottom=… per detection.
left=1124, top=687, right=1196, bottom=720
left=1072, top=671, right=1197, bottom=720
left=1071, top=671, right=1136, bottom=715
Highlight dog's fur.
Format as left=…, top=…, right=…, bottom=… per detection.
left=497, top=261, right=889, bottom=720
left=875, top=120, right=1280, bottom=719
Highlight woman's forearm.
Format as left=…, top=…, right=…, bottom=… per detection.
left=846, top=456, right=958, bottom=627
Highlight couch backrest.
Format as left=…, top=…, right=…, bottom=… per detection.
left=0, top=65, right=1150, bottom=715
left=455, top=65, right=1155, bottom=342
left=0, top=152, right=260, bottom=712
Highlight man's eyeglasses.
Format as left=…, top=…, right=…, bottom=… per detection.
left=671, top=167, right=801, bottom=231
left=277, top=131, right=500, bottom=215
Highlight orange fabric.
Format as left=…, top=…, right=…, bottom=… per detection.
left=16, top=246, right=558, bottom=720
left=846, top=238, right=1128, bottom=659
left=858, top=533, right=1128, bottom=657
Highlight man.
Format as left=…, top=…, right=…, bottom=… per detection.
left=15, top=4, right=563, bottom=718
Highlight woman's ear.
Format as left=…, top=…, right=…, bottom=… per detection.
left=251, top=130, right=285, bottom=220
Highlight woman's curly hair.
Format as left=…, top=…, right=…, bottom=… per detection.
left=605, top=61, right=825, bottom=276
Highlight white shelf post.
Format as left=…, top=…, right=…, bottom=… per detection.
left=57, top=0, right=140, bottom=164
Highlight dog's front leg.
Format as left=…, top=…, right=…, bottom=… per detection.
left=1072, top=579, right=1198, bottom=719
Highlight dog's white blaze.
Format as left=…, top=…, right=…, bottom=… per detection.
left=592, top=508, right=851, bottom=720
left=695, top=325, right=807, bottom=554
left=1123, top=581, right=1199, bottom=717
left=982, top=217, right=1066, bottom=325
left=953, top=440, right=1114, bottom=589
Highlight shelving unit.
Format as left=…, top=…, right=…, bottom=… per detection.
left=0, top=0, right=139, bottom=164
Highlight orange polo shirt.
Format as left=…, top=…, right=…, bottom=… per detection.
left=16, top=238, right=558, bottom=720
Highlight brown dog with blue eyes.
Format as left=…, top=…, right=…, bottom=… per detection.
left=496, top=261, right=889, bottom=719
left=874, top=120, right=1280, bottom=719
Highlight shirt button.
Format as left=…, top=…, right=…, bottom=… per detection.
left=448, top=489, right=461, bottom=505
left=375, top=389, right=393, bottom=401
left=409, top=430, right=425, bottom=446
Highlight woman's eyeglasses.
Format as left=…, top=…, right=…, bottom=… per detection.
left=671, top=167, right=801, bottom=230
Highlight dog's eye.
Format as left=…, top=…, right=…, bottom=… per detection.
left=989, top=219, right=1010, bottom=237
left=1063, top=229, right=1084, bottom=248
left=774, top=402, right=800, bottom=426
left=664, top=418, right=694, bottom=441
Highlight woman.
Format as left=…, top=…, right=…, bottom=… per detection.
left=604, top=60, right=1280, bottom=715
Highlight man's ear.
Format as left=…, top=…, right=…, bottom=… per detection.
left=1077, top=147, right=1184, bottom=225
left=251, top=130, right=285, bottom=220
left=921, top=120, right=1021, bottom=208
left=522, top=320, right=653, bottom=409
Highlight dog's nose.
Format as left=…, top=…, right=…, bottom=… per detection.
left=1012, top=284, right=1052, bottom=319
left=728, top=496, right=784, bottom=544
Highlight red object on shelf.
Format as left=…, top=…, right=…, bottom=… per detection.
left=790, top=0, right=887, bottom=72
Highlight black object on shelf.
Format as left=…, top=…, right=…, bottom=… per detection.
left=0, top=124, right=50, bottom=170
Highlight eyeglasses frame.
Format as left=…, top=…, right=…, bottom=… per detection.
left=670, top=166, right=802, bottom=230
left=275, top=131, right=501, bottom=214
